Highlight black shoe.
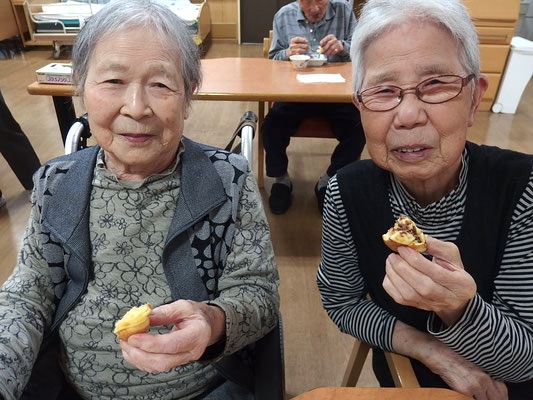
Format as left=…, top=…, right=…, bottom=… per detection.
left=269, top=182, right=293, bottom=214
left=315, top=182, right=326, bottom=214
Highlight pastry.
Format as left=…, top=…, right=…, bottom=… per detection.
left=382, top=215, right=427, bottom=253
left=114, top=303, right=153, bottom=340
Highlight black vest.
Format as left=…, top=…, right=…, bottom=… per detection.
left=336, top=142, right=533, bottom=399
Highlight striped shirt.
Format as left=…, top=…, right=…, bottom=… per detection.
left=317, top=150, right=533, bottom=382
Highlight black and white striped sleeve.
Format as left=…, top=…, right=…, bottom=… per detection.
left=317, top=176, right=396, bottom=352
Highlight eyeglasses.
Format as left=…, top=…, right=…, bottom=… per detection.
left=355, top=74, right=476, bottom=112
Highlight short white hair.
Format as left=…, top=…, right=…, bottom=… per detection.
left=350, top=0, right=480, bottom=93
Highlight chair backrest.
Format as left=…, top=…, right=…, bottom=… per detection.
left=263, top=29, right=273, bottom=59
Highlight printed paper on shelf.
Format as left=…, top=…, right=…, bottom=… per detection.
left=36, top=63, right=73, bottom=85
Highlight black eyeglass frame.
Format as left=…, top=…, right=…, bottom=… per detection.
left=354, top=74, right=476, bottom=112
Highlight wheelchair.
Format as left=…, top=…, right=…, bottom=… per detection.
left=64, top=111, right=257, bottom=167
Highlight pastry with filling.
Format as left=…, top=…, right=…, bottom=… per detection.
left=382, top=215, right=427, bottom=253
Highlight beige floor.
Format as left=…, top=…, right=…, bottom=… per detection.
left=0, top=41, right=532, bottom=398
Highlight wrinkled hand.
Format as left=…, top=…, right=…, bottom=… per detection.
left=394, top=322, right=508, bottom=400
left=383, top=236, right=477, bottom=326
left=119, top=299, right=226, bottom=373
left=287, top=36, right=310, bottom=57
left=429, top=348, right=508, bottom=400
left=319, top=34, right=343, bottom=56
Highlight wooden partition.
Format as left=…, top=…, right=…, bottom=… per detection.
left=0, top=0, right=18, bottom=41
left=209, top=0, right=238, bottom=41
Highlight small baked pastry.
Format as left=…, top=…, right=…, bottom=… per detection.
left=382, top=215, right=427, bottom=253
left=114, top=304, right=153, bottom=341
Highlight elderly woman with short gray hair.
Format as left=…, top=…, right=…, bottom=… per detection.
left=318, top=0, right=533, bottom=399
left=0, top=1, right=279, bottom=399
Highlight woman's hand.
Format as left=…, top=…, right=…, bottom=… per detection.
left=393, top=322, right=508, bottom=400
left=119, top=299, right=226, bottom=373
left=434, top=354, right=509, bottom=400
left=383, top=236, right=477, bottom=326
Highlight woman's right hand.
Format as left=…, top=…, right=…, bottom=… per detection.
left=383, top=237, right=477, bottom=327
left=119, top=300, right=226, bottom=373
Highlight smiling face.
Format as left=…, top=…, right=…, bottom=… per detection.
left=298, top=0, right=329, bottom=23
left=355, top=21, right=487, bottom=204
left=83, top=27, right=190, bottom=182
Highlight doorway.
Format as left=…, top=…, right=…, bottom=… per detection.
left=240, top=0, right=292, bottom=44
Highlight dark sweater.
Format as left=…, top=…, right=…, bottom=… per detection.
left=336, top=142, right=533, bottom=398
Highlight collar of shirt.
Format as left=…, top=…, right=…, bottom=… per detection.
left=96, top=141, right=184, bottom=186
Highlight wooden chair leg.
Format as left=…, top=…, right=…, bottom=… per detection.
left=341, top=340, right=371, bottom=387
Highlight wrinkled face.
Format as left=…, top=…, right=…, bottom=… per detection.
left=355, top=21, right=487, bottom=194
left=83, top=27, right=190, bottom=181
left=298, top=0, right=329, bottom=23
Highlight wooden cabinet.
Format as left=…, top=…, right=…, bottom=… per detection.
left=463, top=0, right=521, bottom=111
left=0, top=0, right=18, bottom=41
left=210, top=0, right=238, bottom=40
left=352, top=0, right=521, bottom=111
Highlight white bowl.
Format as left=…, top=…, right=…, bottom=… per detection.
left=308, top=53, right=327, bottom=67
left=289, top=54, right=310, bottom=70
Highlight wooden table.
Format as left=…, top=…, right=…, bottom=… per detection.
left=196, top=57, right=352, bottom=103
left=27, top=80, right=77, bottom=143
left=27, top=57, right=354, bottom=185
left=292, top=387, right=473, bottom=400
left=197, top=57, right=353, bottom=186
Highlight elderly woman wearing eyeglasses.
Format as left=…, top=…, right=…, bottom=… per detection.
left=316, top=0, right=533, bottom=399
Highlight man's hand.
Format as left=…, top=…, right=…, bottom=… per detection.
left=383, top=236, right=477, bottom=326
left=319, top=34, right=343, bottom=56
left=286, top=36, right=310, bottom=57
left=118, top=299, right=226, bottom=373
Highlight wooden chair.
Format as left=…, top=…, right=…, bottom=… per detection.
left=258, top=31, right=336, bottom=187
left=342, top=339, right=420, bottom=388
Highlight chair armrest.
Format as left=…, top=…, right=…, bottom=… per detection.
left=384, top=351, right=420, bottom=388
left=341, top=340, right=371, bottom=386
left=342, top=339, right=420, bottom=388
